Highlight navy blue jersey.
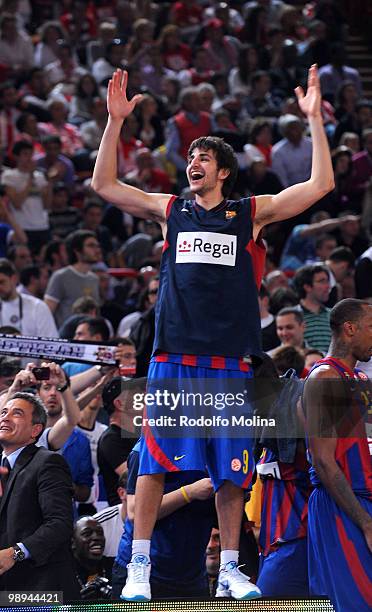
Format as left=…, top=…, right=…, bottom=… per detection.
left=153, top=196, right=266, bottom=359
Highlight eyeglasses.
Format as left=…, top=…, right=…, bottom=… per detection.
left=148, top=288, right=158, bottom=295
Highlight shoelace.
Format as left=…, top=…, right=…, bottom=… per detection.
left=131, top=560, right=150, bottom=582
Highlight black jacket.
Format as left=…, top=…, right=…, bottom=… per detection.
left=0, top=444, right=80, bottom=600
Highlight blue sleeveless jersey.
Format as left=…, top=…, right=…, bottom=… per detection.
left=153, top=195, right=266, bottom=359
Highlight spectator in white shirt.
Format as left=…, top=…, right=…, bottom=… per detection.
left=0, top=12, right=34, bottom=77
left=34, top=20, right=66, bottom=69
left=272, top=114, right=312, bottom=188
left=94, top=472, right=128, bottom=563
left=0, top=258, right=58, bottom=337
left=1, top=140, right=51, bottom=255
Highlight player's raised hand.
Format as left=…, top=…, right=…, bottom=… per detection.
left=295, top=64, right=321, bottom=119
left=43, top=361, right=67, bottom=388
left=8, top=365, right=38, bottom=393
left=107, top=69, right=143, bottom=121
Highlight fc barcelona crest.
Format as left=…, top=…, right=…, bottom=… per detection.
left=225, top=210, right=236, bottom=219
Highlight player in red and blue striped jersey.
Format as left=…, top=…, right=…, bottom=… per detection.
left=256, top=445, right=312, bottom=596
left=303, top=299, right=372, bottom=612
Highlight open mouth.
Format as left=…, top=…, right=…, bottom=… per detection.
left=89, top=544, right=103, bottom=555
left=190, top=171, right=204, bottom=181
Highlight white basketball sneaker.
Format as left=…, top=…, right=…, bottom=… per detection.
left=120, top=554, right=151, bottom=601
left=216, top=561, right=262, bottom=600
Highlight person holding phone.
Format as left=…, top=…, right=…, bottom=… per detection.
left=1, top=361, right=80, bottom=452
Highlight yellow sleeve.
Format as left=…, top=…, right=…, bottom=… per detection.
left=245, top=477, right=263, bottom=528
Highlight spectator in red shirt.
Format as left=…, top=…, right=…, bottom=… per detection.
left=60, top=0, right=97, bottom=48
left=178, top=47, right=215, bottom=88
left=88, top=0, right=116, bottom=23
left=118, top=113, right=144, bottom=176
left=158, top=24, right=191, bottom=72
left=126, top=148, right=173, bottom=194
left=170, top=1, right=203, bottom=28
left=38, top=99, right=83, bottom=158
left=249, top=119, right=273, bottom=167
left=165, top=86, right=211, bottom=189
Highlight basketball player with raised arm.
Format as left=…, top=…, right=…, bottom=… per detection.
left=92, top=65, right=334, bottom=601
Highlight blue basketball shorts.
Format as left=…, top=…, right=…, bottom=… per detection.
left=308, top=487, right=372, bottom=612
left=257, top=538, right=309, bottom=597
left=138, top=359, right=255, bottom=491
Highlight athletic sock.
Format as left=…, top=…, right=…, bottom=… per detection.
left=220, top=550, right=239, bottom=568
left=131, top=539, right=151, bottom=561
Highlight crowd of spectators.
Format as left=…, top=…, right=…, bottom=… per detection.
left=0, top=0, right=369, bottom=295
left=0, top=0, right=371, bottom=603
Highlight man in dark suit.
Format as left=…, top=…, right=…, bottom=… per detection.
left=0, top=391, right=80, bottom=600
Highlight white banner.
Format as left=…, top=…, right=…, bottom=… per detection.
left=0, top=334, right=117, bottom=366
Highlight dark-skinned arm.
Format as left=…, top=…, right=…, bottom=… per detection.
left=304, top=367, right=372, bottom=552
